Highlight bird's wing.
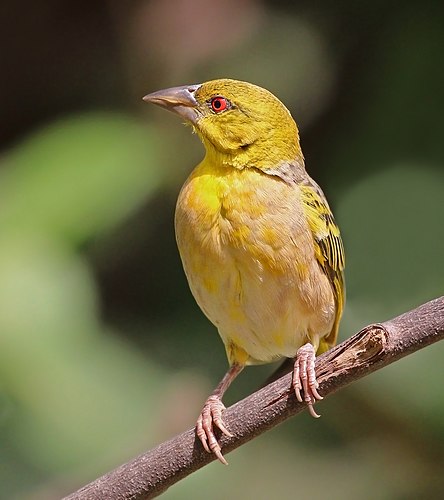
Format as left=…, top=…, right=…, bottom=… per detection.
left=300, top=179, right=345, bottom=349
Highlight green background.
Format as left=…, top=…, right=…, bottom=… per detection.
left=1, top=1, right=443, bottom=498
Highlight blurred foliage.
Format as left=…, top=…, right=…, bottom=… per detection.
left=0, top=1, right=443, bottom=499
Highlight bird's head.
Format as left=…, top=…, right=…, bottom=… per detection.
left=144, top=79, right=304, bottom=170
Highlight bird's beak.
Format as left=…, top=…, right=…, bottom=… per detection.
left=143, top=84, right=201, bottom=123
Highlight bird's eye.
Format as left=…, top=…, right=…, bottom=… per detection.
left=210, top=96, right=228, bottom=113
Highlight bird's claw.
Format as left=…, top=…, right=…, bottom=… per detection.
left=196, top=395, right=231, bottom=465
left=292, top=343, right=323, bottom=418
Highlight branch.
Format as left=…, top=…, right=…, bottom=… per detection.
left=65, top=296, right=444, bottom=500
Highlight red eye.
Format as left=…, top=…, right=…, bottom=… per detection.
left=210, top=96, right=228, bottom=113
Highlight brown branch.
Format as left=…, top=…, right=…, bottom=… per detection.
left=64, top=296, right=444, bottom=500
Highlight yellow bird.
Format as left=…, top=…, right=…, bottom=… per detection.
left=144, top=79, right=345, bottom=464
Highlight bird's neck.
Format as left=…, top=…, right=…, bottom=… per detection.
left=201, top=136, right=305, bottom=175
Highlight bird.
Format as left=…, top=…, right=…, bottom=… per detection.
left=143, top=79, right=345, bottom=465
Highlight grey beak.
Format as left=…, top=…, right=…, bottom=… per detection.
left=143, top=84, right=201, bottom=123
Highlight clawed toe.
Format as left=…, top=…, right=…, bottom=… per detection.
left=196, top=395, right=231, bottom=465
left=292, top=343, right=323, bottom=417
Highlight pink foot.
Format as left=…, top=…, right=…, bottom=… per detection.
left=196, top=395, right=232, bottom=465
left=292, top=343, right=323, bottom=418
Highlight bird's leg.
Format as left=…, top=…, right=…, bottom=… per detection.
left=196, top=363, right=244, bottom=465
left=292, top=343, right=323, bottom=418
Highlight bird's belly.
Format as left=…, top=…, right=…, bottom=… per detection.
left=188, top=255, right=323, bottom=364
left=175, top=166, right=335, bottom=365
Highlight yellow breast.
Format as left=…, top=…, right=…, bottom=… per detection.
left=175, top=160, right=335, bottom=365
